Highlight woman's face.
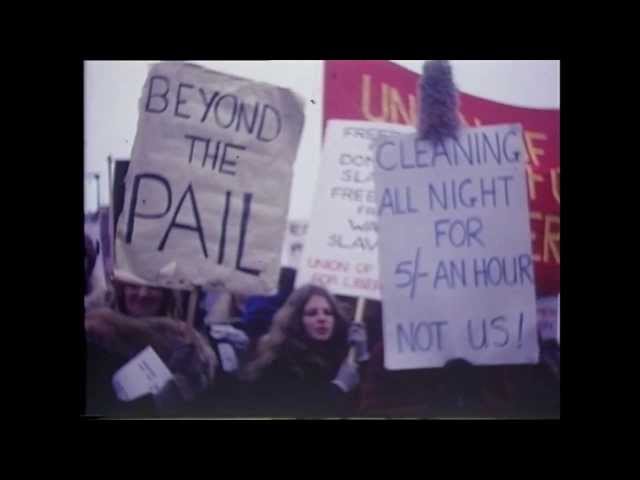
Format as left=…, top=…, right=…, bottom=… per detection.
left=302, top=294, right=335, bottom=342
left=123, top=284, right=165, bottom=317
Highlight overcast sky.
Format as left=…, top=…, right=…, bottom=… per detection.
left=84, top=60, right=560, bottom=218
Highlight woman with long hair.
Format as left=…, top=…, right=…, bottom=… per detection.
left=239, top=284, right=369, bottom=418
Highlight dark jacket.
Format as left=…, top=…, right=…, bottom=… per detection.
left=84, top=338, right=248, bottom=418
left=84, top=340, right=158, bottom=418
left=237, top=356, right=353, bottom=418
left=358, top=341, right=560, bottom=418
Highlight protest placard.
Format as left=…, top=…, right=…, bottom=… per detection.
left=373, top=124, right=538, bottom=369
left=296, top=120, right=414, bottom=299
left=114, top=62, right=305, bottom=295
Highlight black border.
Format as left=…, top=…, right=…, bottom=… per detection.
left=73, top=56, right=568, bottom=430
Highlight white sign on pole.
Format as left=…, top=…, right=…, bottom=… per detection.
left=373, top=124, right=538, bottom=369
left=114, top=62, right=305, bottom=295
left=296, top=120, right=414, bottom=299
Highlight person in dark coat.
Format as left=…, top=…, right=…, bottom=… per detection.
left=83, top=280, right=220, bottom=418
left=237, top=284, right=369, bottom=418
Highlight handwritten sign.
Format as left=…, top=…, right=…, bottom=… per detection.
left=114, top=62, right=305, bottom=295
left=296, top=120, right=413, bottom=299
left=373, top=124, right=538, bottom=369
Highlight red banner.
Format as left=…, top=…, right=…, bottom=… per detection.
left=323, top=60, right=559, bottom=296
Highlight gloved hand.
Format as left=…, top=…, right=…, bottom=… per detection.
left=209, top=324, right=250, bottom=352
left=331, top=359, right=360, bottom=393
left=348, top=323, right=370, bottom=362
left=166, top=342, right=213, bottom=401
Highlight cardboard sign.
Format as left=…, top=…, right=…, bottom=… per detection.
left=373, top=124, right=538, bottom=369
left=296, top=120, right=413, bottom=299
left=114, top=62, right=305, bottom=295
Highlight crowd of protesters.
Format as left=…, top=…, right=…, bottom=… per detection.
left=83, top=234, right=559, bottom=419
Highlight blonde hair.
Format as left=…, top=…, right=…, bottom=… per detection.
left=240, top=284, right=349, bottom=382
